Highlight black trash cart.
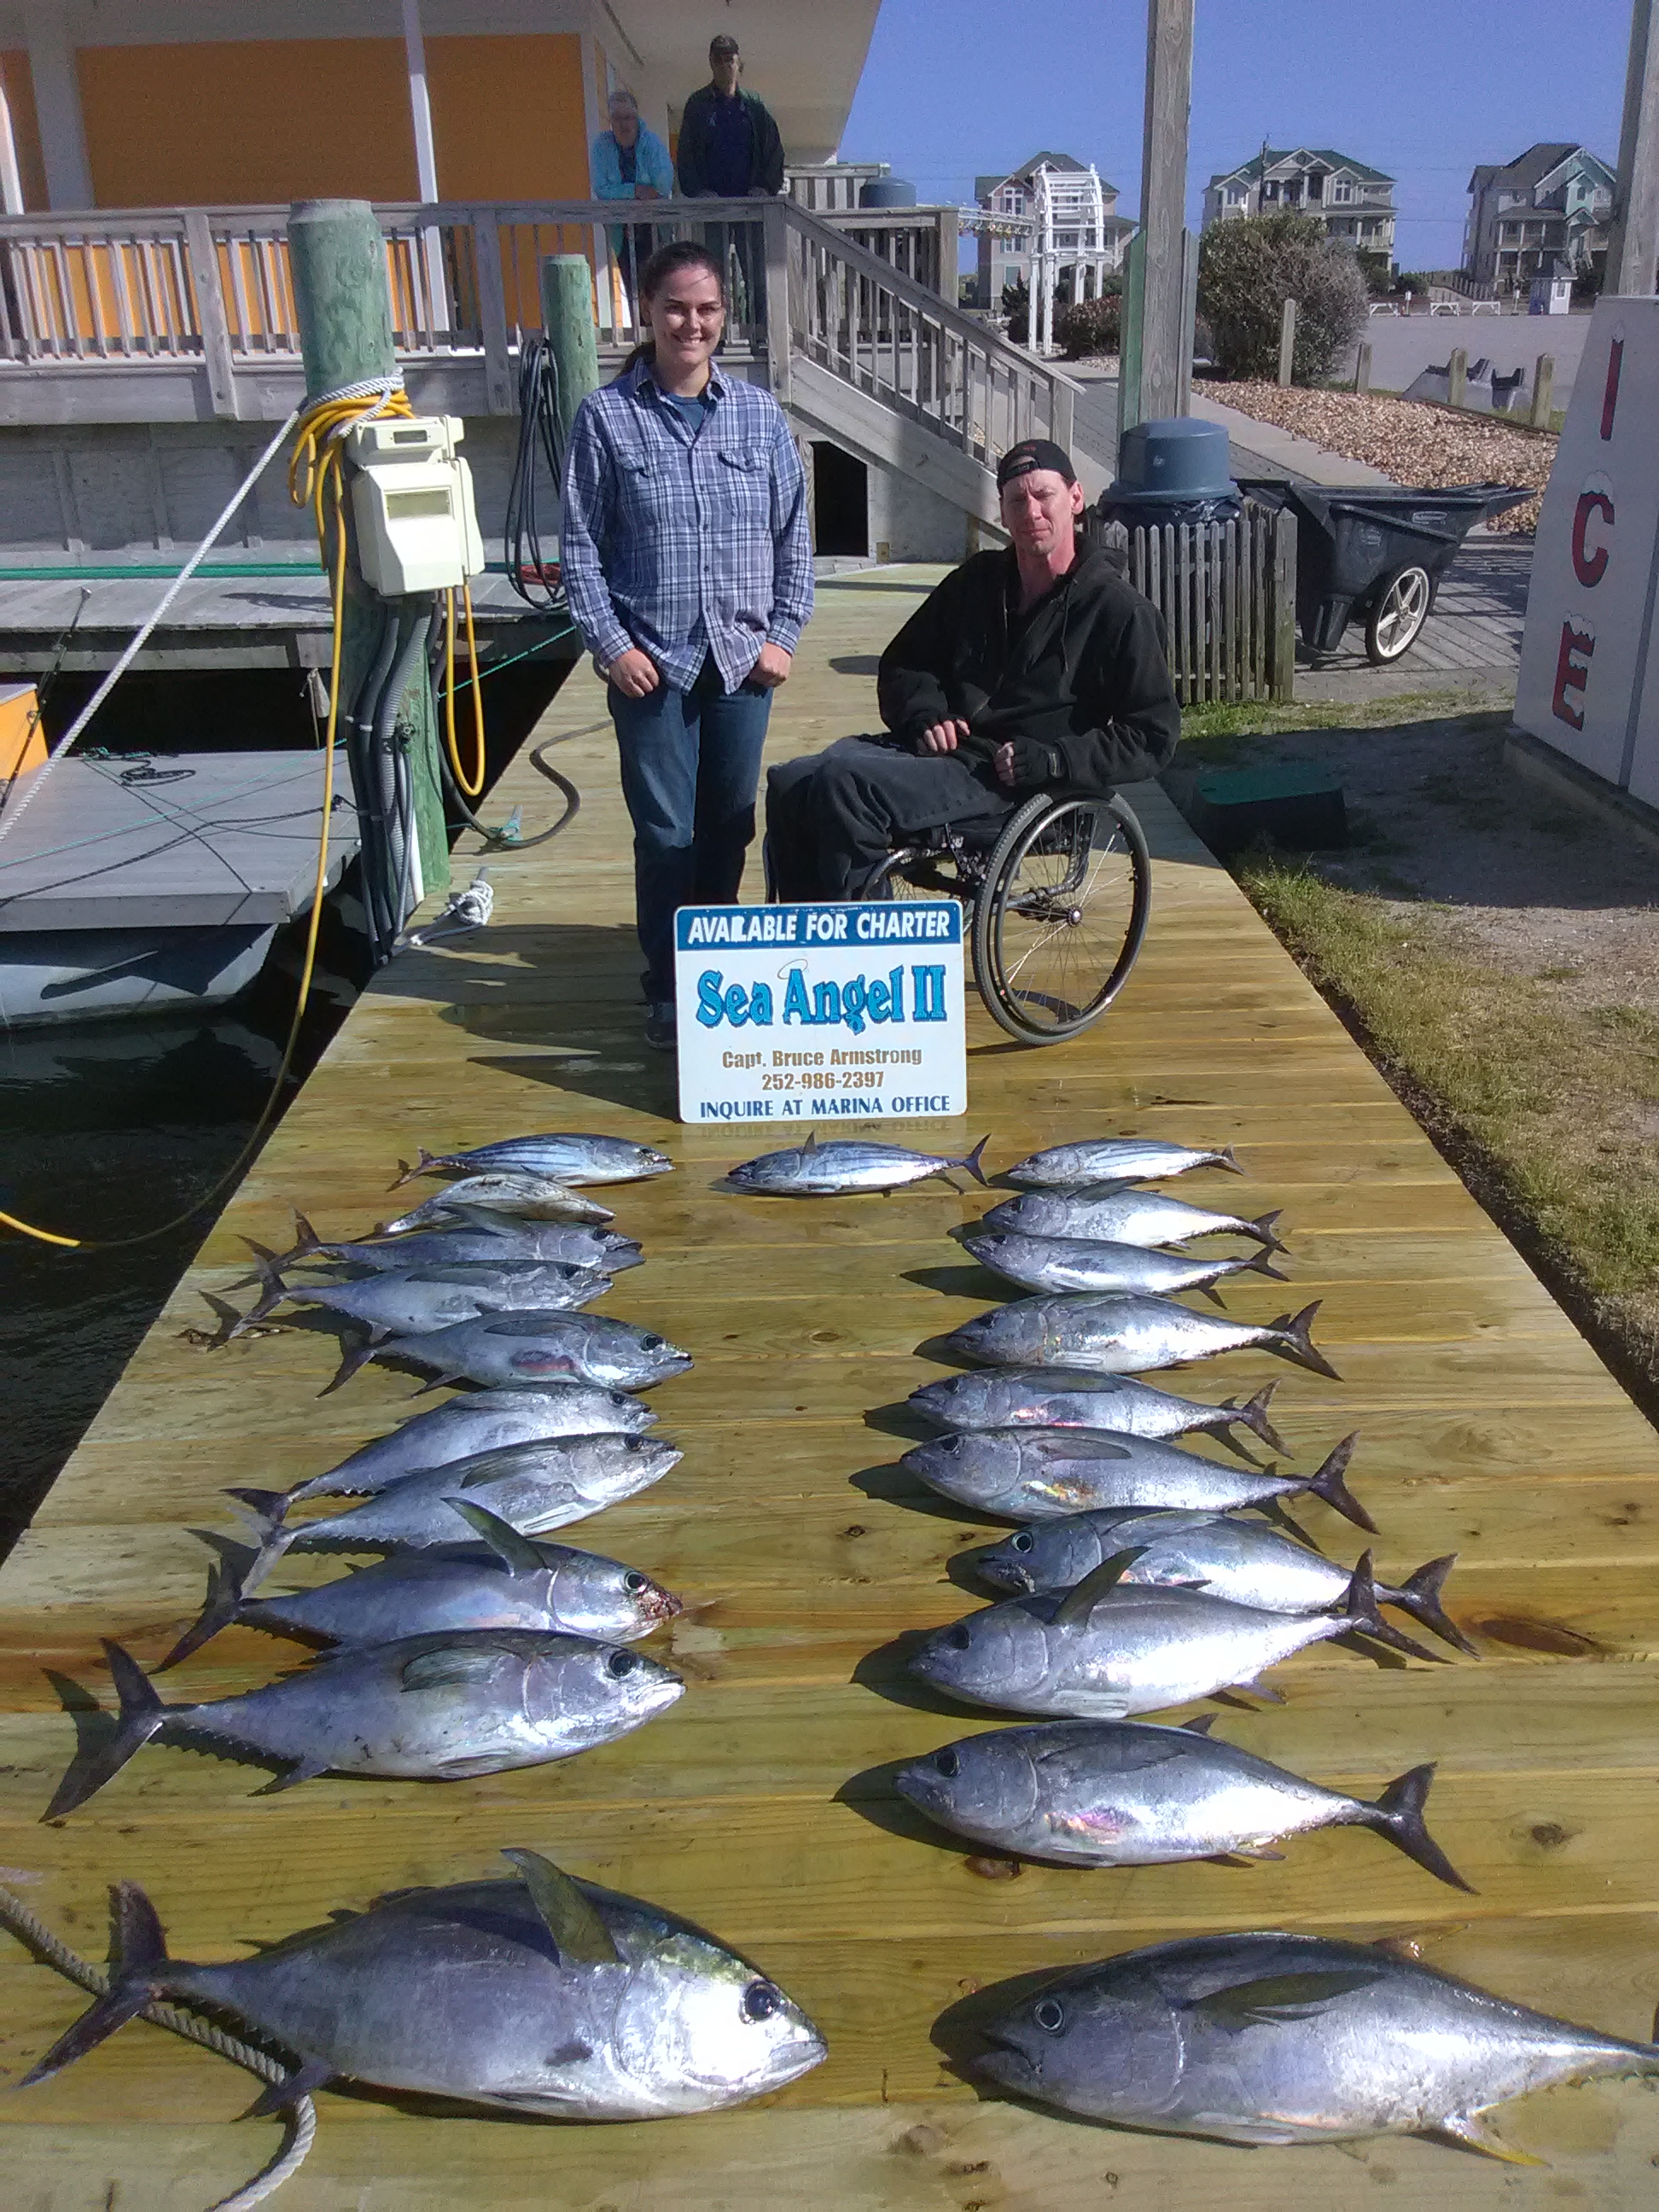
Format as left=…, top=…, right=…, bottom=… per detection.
left=1235, top=479, right=1534, bottom=664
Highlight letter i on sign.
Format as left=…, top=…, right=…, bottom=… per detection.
left=1600, top=335, right=1623, bottom=442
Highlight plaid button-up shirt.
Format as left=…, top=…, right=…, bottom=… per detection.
left=560, top=357, right=814, bottom=693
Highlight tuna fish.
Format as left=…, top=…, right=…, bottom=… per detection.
left=236, top=1258, right=612, bottom=1346
left=965, top=1930, right=1659, bottom=2152
left=1006, top=1138, right=1243, bottom=1188
left=973, top=1505, right=1471, bottom=1651
left=277, top=1214, right=641, bottom=1277
left=894, top=1719, right=1470, bottom=1886
left=234, top=1434, right=683, bottom=1580
left=391, top=1133, right=674, bottom=1188
left=981, top=1187, right=1286, bottom=1252
left=907, top=1369, right=1288, bottom=1457
left=941, top=1292, right=1340, bottom=1381
left=22, top=1851, right=826, bottom=2116
left=44, top=1629, right=684, bottom=1816
left=956, top=1227, right=1284, bottom=1302
left=290, top=1386, right=658, bottom=1504
left=903, top=1429, right=1374, bottom=1534
left=347, top=1311, right=692, bottom=1393
left=160, top=1501, right=682, bottom=1668
left=379, top=1173, right=616, bottom=1232
left=725, top=1130, right=990, bottom=1196
left=907, top=1550, right=1435, bottom=1719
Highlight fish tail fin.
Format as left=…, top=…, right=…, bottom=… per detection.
left=224, top=1487, right=295, bottom=1592
left=1340, top=1551, right=1440, bottom=1662
left=1390, top=1554, right=1478, bottom=1656
left=18, top=1879, right=173, bottom=2087
left=1269, top=1301, right=1342, bottom=1381
left=1243, top=1250, right=1289, bottom=1282
left=387, top=1149, right=439, bottom=1191
left=1302, top=1433, right=1376, bottom=1534
left=958, top=1137, right=992, bottom=1186
left=1217, top=1146, right=1245, bottom=1175
left=1250, top=1210, right=1290, bottom=1255
left=155, top=1559, right=244, bottom=1671
left=278, top=1210, right=324, bottom=1268
left=319, top=1336, right=380, bottom=1398
left=1365, top=1763, right=1476, bottom=1892
left=42, top=1644, right=170, bottom=1821
left=1227, top=1380, right=1288, bottom=1457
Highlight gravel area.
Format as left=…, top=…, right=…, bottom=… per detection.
left=1208, top=383, right=1554, bottom=533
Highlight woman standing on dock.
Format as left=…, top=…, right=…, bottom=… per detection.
left=561, top=241, right=814, bottom=1052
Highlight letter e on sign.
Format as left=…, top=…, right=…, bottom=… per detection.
left=1551, top=620, right=1595, bottom=731
left=1571, top=490, right=1614, bottom=587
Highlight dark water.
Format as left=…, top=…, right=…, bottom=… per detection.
left=0, top=917, right=360, bottom=1561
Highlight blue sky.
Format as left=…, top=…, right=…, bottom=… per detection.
left=839, top=0, right=1633, bottom=270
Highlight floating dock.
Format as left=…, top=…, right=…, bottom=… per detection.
left=3, top=568, right=1657, bottom=2207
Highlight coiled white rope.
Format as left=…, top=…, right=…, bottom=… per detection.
left=0, top=1879, right=317, bottom=2211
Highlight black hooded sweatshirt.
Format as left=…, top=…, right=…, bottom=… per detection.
left=875, top=540, right=1180, bottom=792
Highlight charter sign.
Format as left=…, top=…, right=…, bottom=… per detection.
left=673, top=901, right=967, bottom=1126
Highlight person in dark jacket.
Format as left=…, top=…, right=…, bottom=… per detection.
left=765, top=440, right=1180, bottom=900
left=675, top=34, right=784, bottom=325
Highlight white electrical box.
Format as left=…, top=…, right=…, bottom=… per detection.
left=347, top=415, right=486, bottom=596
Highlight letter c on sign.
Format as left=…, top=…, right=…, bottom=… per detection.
left=1551, top=620, right=1594, bottom=732
left=1571, top=491, right=1614, bottom=587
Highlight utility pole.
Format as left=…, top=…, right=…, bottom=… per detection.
left=1608, top=0, right=1659, bottom=294
left=1136, top=0, right=1196, bottom=421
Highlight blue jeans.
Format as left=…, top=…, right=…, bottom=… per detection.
left=609, top=652, right=773, bottom=1000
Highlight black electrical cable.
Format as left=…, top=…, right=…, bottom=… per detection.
left=504, top=334, right=569, bottom=614
left=370, top=604, right=432, bottom=960
left=349, top=602, right=400, bottom=960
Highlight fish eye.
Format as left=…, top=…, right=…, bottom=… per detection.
left=742, top=1977, right=783, bottom=2023
left=1011, top=1531, right=1033, bottom=1552
left=1033, top=1997, right=1066, bottom=2033
left=641, top=1334, right=665, bottom=1351
left=606, top=1650, right=637, bottom=1678
left=945, top=1623, right=971, bottom=1651
left=934, top=1747, right=960, bottom=1778
left=624, top=1571, right=649, bottom=1592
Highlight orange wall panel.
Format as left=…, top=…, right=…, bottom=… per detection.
left=2, top=49, right=48, bottom=210
left=76, top=41, right=416, bottom=207
left=427, top=34, right=589, bottom=202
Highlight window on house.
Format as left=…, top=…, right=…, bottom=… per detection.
left=1332, top=181, right=1353, bottom=203
left=1307, top=172, right=1325, bottom=200
left=1263, top=179, right=1278, bottom=201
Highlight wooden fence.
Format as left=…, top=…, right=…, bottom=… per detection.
left=1106, top=501, right=1297, bottom=704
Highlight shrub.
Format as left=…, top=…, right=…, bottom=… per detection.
left=1056, top=294, right=1121, bottom=358
left=1197, top=212, right=1371, bottom=382
left=1001, top=276, right=1029, bottom=345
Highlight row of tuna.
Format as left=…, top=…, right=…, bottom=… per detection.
left=22, top=1131, right=829, bottom=2145
left=725, top=1129, right=1659, bottom=2158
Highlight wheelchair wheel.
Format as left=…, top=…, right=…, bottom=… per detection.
left=870, top=847, right=969, bottom=901
left=972, top=793, right=1151, bottom=1044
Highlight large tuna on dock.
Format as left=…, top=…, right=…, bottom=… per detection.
left=45, top=1630, right=684, bottom=1814
left=278, top=1214, right=641, bottom=1276
left=348, top=1311, right=692, bottom=1392
left=379, top=1173, right=617, bottom=1231
left=981, top=1186, right=1286, bottom=1251
left=1005, top=1138, right=1244, bottom=1187
left=725, top=1130, right=990, bottom=1195
left=955, top=1226, right=1284, bottom=1301
left=906, top=1369, right=1287, bottom=1454
left=21, top=1851, right=826, bottom=2117
left=941, top=1293, right=1341, bottom=1381
left=393, top=1132, right=674, bottom=1187
left=963, top=1930, right=1659, bottom=2151
left=290, top=1386, right=659, bottom=1503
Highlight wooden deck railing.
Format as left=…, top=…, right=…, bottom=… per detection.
left=1108, top=503, right=1298, bottom=704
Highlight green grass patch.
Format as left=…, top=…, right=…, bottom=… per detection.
left=1237, top=854, right=1659, bottom=1303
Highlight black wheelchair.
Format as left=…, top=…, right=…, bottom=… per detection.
left=868, top=788, right=1151, bottom=1045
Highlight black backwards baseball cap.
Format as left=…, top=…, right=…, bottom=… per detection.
left=996, top=438, right=1077, bottom=492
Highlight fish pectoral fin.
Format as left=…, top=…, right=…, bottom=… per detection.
left=1230, top=1845, right=1286, bottom=1861
left=1052, top=1548, right=1148, bottom=1628
left=442, top=1496, right=544, bottom=1572
left=1187, top=1968, right=1384, bottom=2031
left=1431, top=2114, right=1545, bottom=2166
left=502, top=1848, right=621, bottom=1966
left=1233, top=1678, right=1286, bottom=1705
left=1180, top=1714, right=1220, bottom=1736
left=399, top=1644, right=510, bottom=1692
left=241, top=2055, right=336, bottom=2118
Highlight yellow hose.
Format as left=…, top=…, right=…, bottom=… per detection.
left=2, top=387, right=402, bottom=1251
left=443, top=581, right=488, bottom=799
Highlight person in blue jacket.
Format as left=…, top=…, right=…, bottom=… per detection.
left=591, top=87, right=673, bottom=296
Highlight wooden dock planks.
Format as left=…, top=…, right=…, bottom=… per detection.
left=3, top=566, right=1658, bottom=2208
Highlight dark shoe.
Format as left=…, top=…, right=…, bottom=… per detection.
left=644, top=1002, right=677, bottom=1051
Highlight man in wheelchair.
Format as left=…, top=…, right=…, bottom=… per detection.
left=765, top=439, right=1179, bottom=900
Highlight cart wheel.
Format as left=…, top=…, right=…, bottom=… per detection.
left=1365, top=565, right=1432, bottom=664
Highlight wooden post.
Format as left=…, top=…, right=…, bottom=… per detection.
left=1269, top=508, right=1297, bottom=700
left=1277, top=296, right=1297, bottom=386
left=1353, top=339, right=1372, bottom=393
left=470, top=210, right=514, bottom=416
left=762, top=198, right=793, bottom=407
left=1609, top=0, right=1659, bottom=295
left=1135, top=0, right=1195, bottom=420
left=1447, top=344, right=1467, bottom=408
left=538, top=254, right=600, bottom=448
left=288, top=197, right=448, bottom=902
left=183, top=210, right=240, bottom=422
left=1530, top=351, right=1555, bottom=429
